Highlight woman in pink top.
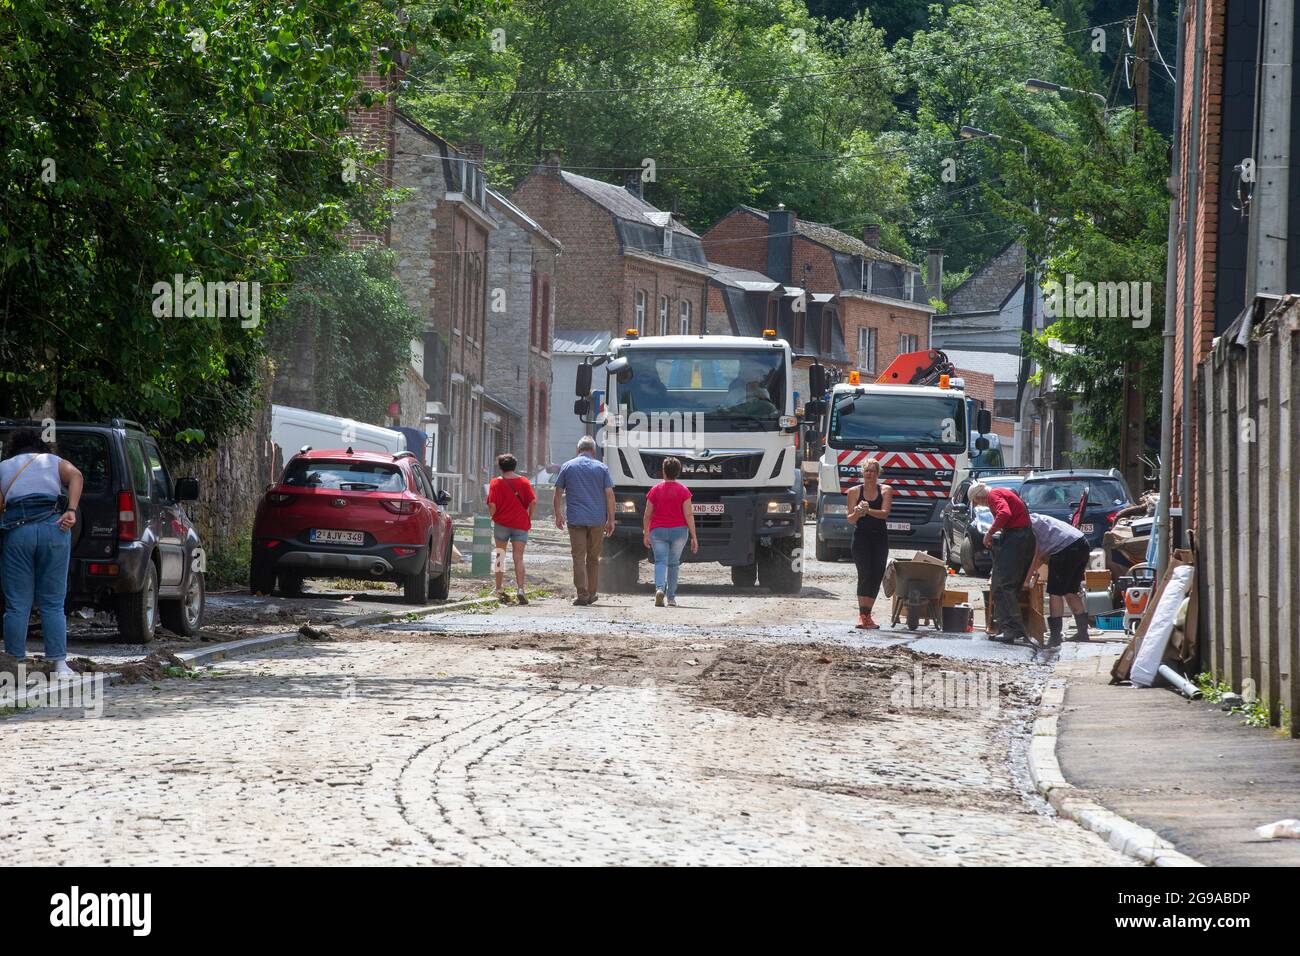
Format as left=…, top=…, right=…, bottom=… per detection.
left=641, top=457, right=698, bottom=607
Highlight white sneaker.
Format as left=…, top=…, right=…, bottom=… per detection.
left=655, top=590, right=665, bottom=607
left=48, top=660, right=75, bottom=680
left=666, top=597, right=677, bottom=607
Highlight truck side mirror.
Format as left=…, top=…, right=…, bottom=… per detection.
left=607, top=356, right=631, bottom=383
left=977, top=408, right=992, bottom=434
left=575, top=362, right=592, bottom=397
left=975, top=436, right=989, bottom=451
left=574, top=397, right=591, bottom=418
left=804, top=399, right=826, bottom=418
left=809, top=363, right=826, bottom=395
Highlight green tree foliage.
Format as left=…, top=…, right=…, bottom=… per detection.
left=403, top=0, right=911, bottom=252
left=985, top=95, right=1169, bottom=462
left=265, top=246, right=423, bottom=423
left=0, top=0, right=477, bottom=453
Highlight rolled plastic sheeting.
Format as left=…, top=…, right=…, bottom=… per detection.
left=1157, top=664, right=1201, bottom=699
left=1130, top=564, right=1193, bottom=687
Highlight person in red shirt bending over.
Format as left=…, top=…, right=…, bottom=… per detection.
left=486, top=453, right=536, bottom=605
left=968, top=481, right=1036, bottom=644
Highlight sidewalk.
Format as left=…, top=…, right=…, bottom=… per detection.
left=1054, top=649, right=1300, bottom=866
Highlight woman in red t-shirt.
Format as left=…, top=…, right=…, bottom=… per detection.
left=641, top=457, right=698, bottom=607
left=486, top=453, right=536, bottom=604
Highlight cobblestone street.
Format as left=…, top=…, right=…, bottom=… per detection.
left=2, top=531, right=1132, bottom=866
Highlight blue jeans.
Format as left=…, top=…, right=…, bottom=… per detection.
left=1, top=498, right=71, bottom=661
left=649, top=526, right=689, bottom=599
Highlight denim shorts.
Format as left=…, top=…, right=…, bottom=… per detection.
left=493, top=524, right=528, bottom=544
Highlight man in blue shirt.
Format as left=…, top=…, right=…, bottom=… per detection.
left=553, top=436, right=616, bottom=606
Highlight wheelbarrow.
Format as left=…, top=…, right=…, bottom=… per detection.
left=888, top=556, right=948, bottom=631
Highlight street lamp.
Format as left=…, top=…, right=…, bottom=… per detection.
left=1024, top=78, right=1108, bottom=105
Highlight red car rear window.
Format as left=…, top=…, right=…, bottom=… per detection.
left=282, top=459, right=406, bottom=492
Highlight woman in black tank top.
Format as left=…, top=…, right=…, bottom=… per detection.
left=846, top=458, right=893, bottom=629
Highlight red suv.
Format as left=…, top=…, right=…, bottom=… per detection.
left=251, top=448, right=454, bottom=603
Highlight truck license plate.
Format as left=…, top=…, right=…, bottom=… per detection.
left=311, top=529, right=365, bottom=545
left=887, top=521, right=911, bottom=532
left=692, top=503, right=725, bottom=515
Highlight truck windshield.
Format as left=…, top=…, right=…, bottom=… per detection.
left=829, top=393, right=966, bottom=449
left=615, top=348, right=785, bottom=431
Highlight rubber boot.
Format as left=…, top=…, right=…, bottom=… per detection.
left=1046, top=616, right=1063, bottom=648
left=1070, top=612, right=1091, bottom=642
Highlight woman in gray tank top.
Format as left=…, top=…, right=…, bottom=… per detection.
left=1, top=428, right=84, bottom=677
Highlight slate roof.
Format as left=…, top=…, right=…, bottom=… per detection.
left=560, top=171, right=700, bottom=239
left=733, top=205, right=915, bottom=268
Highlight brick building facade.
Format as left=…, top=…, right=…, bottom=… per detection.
left=701, top=206, right=933, bottom=396
left=485, top=188, right=561, bottom=476
left=511, top=156, right=710, bottom=341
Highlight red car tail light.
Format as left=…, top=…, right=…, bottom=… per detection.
left=117, top=491, right=137, bottom=541
left=393, top=547, right=416, bottom=556
left=381, top=499, right=417, bottom=515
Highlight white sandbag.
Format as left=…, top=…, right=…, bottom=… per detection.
left=1130, top=564, right=1193, bottom=687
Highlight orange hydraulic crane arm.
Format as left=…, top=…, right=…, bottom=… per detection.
left=873, top=349, right=955, bottom=387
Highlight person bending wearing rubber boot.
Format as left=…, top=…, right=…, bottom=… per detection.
left=968, top=482, right=1036, bottom=644
left=1025, top=512, right=1092, bottom=647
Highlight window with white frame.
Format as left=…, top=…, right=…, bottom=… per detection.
left=899, top=332, right=919, bottom=354
left=679, top=299, right=691, bottom=334
left=658, top=295, right=669, bottom=336
left=857, top=327, right=877, bottom=373
left=634, top=290, right=646, bottom=333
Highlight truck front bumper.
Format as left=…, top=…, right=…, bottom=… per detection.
left=817, top=493, right=943, bottom=550
left=608, top=489, right=803, bottom=566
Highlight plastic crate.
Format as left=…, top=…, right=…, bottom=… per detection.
left=1094, top=612, right=1125, bottom=631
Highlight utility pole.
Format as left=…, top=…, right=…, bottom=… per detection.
left=1119, top=1, right=1150, bottom=495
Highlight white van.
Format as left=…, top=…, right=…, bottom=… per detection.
left=271, top=404, right=406, bottom=459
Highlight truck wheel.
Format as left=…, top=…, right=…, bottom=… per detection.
left=758, top=545, right=803, bottom=595
left=960, top=536, right=978, bottom=576
left=731, top=563, right=757, bottom=587
left=116, top=562, right=158, bottom=644
left=602, top=548, right=639, bottom=593
left=815, top=535, right=832, bottom=562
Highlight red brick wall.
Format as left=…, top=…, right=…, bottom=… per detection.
left=699, top=208, right=769, bottom=274
left=840, top=297, right=929, bottom=374
left=348, top=69, right=398, bottom=248
left=513, top=169, right=707, bottom=337
left=1170, top=0, right=1226, bottom=525
left=954, top=368, right=994, bottom=410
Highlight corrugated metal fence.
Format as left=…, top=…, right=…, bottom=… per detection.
left=1197, top=309, right=1299, bottom=736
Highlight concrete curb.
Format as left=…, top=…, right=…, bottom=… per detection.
left=1, top=595, right=499, bottom=709
left=1028, top=665, right=1203, bottom=868
left=177, top=594, right=500, bottom=666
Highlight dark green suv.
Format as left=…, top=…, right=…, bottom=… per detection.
left=0, top=419, right=205, bottom=642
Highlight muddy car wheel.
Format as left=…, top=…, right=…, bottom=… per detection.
left=161, top=571, right=205, bottom=636
left=960, top=535, right=979, bottom=576
left=403, top=546, right=432, bottom=604
left=116, top=562, right=158, bottom=644
left=428, top=535, right=452, bottom=602
left=249, top=554, right=276, bottom=595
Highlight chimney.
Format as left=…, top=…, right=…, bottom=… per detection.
left=766, top=204, right=795, bottom=285
left=541, top=150, right=562, bottom=175
left=862, top=224, right=881, bottom=248
left=926, top=248, right=944, bottom=304
left=460, top=142, right=484, bottom=165
left=624, top=173, right=644, bottom=200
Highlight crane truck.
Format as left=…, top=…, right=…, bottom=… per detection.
left=805, top=349, right=993, bottom=562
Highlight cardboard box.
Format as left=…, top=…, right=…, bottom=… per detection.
left=943, top=588, right=969, bottom=607
left=1084, top=569, right=1112, bottom=591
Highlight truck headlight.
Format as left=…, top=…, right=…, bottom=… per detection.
left=821, top=503, right=848, bottom=515
left=616, top=500, right=637, bottom=513
left=766, top=501, right=794, bottom=514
